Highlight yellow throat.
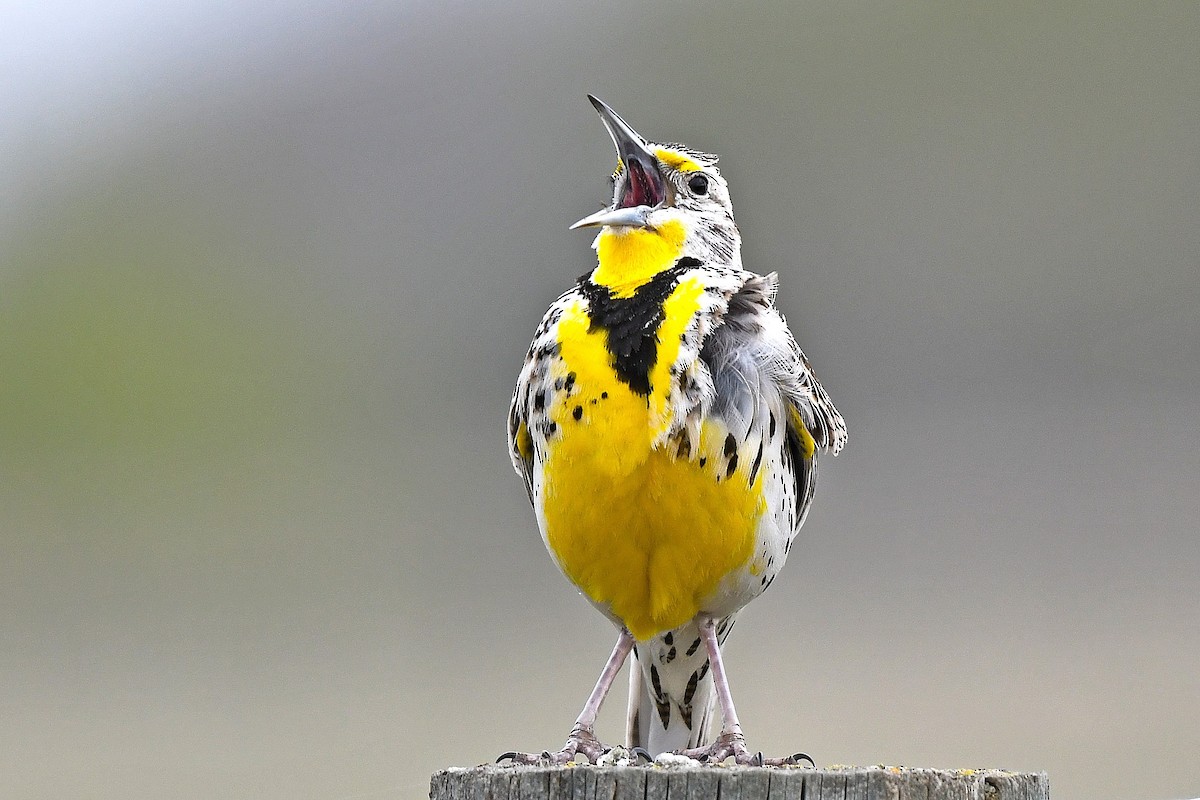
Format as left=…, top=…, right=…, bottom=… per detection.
left=591, top=219, right=687, bottom=296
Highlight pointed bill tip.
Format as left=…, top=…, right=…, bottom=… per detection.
left=585, top=95, right=650, bottom=152
left=569, top=206, right=649, bottom=230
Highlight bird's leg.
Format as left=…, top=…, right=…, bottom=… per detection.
left=499, top=629, right=635, bottom=765
left=676, top=618, right=811, bottom=766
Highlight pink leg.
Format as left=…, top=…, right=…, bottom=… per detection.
left=700, top=617, right=744, bottom=738
left=574, top=629, right=636, bottom=730
left=678, top=618, right=812, bottom=766
left=500, top=630, right=635, bottom=765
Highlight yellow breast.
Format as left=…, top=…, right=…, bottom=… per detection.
left=540, top=282, right=764, bottom=641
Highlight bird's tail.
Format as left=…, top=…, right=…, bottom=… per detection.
left=626, top=619, right=727, bottom=755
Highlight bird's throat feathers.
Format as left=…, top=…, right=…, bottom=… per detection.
left=592, top=220, right=687, bottom=298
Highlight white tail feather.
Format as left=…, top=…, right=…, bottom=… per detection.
left=625, top=625, right=719, bottom=755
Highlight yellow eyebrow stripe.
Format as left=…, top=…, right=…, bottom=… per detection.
left=655, top=148, right=701, bottom=173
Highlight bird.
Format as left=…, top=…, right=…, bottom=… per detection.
left=503, top=95, right=846, bottom=766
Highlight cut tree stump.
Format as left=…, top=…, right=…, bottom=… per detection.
left=430, top=765, right=1049, bottom=800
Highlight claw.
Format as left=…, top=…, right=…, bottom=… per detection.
left=497, top=725, right=615, bottom=766
left=630, top=747, right=653, bottom=764
left=675, top=732, right=811, bottom=766
left=676, top=731, right=741, bottom=764
left=496, top=750, right=554, bottom=765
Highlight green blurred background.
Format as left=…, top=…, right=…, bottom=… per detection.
left=3, top=2, right=1198, bottom=799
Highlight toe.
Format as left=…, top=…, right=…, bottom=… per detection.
left=630, top=747, right=653, bottom=764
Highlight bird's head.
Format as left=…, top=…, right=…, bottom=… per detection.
left=571, top=95, right=741, bottom=272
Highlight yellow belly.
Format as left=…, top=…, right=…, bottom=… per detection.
left=540, top=287, right=764, bottom=641
left=543, top=428, right=763, bottom=641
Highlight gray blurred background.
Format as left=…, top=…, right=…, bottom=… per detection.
left=3, top=2, right=1197, bottom=799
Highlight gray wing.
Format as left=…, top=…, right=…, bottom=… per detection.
left=702, top=272, right=845, bottom=454
left=699, top=271, right=845, bottom=527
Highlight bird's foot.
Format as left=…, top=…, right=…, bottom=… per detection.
left=497, top=725, right=629, bottom=766
left=676, top=732, right=814, bottom=766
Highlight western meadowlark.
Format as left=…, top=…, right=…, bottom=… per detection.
left=503, top=96, right=846, bottom=766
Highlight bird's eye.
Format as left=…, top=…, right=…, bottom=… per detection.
left=687, top=174, right=709, bottom=195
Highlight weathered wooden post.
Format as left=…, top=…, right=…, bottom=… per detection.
left=431, top=765, right=1049, bottom=800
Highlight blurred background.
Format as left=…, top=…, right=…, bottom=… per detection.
left=3, top=2, right=1198, bottom=799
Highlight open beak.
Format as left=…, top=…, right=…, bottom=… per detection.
left=570, top=95, right=666, bottom=230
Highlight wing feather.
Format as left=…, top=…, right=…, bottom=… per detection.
left=702, top=272, right=845, bottom=453
left=508, top=288, right=580, bottom=506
